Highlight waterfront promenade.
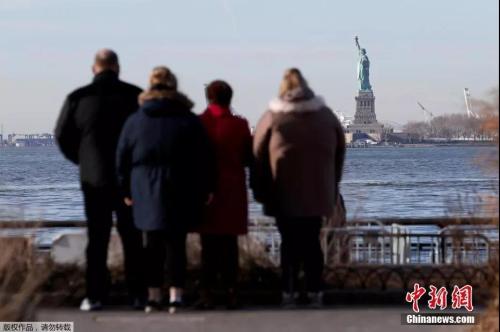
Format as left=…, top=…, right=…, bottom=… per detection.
left=2, top=216, right=497, bottom=331
left=38, top=307, right=470, bottom=332
left=5, top=217, right=495, bottom=332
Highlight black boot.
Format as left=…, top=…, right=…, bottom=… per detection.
left=226, top=288, right=241, bottom=310
left=194, top=289, right=215, bottom=310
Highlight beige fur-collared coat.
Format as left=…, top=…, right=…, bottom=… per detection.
left=252, top=95, right=346, bottom=218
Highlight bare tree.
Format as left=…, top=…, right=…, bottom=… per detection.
left=403, top=121, right=430, bottom=141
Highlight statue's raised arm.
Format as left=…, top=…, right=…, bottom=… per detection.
left=355, top=36, right=361, bottom=52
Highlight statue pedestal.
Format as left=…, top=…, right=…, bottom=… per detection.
left=354, top=90, right=377, bottom=124
left=345, top=90, right=384, bottom=143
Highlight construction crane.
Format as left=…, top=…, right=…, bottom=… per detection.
left=464, top=88, right=479, bottom=118
left=417, top=101, right=434, bottom=123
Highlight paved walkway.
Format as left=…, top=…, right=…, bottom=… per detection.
left=38, top=306, right=471, bottom=332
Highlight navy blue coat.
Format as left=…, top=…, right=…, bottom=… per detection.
left=116, top=88, right=215, bottom=232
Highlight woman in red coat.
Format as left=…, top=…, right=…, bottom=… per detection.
left=197, top=80, right=252, bottom=309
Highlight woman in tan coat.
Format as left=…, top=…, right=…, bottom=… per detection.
left=252, top=68, right=346, bottom=308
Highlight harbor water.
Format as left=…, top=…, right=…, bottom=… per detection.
left=0, top=146, right=498, bottom=221
left=1, top=145, right=498, bottom=250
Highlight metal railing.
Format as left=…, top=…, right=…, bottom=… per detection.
left=321, top=224, right=498, bottom=266
left=246, top=221, right=498, bottom=267
left=1, top=219, right=498, bottom=267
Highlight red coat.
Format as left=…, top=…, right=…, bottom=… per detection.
left=197, top=104, right=252, bottom=235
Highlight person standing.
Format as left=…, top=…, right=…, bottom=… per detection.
left=196, top=80, right=252, bottom=309
left=55, top=49, right=146, bottom=311
left=252, top=68, right=346, bottom=308
left=116, top=67, right=215, bottom=313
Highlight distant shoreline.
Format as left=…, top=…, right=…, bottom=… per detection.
left=1, top=142, right=497, bottom=149
left=347, top=142, right=497, bottom=148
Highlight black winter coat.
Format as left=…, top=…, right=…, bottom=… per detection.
left=116, top=88, right=216, bottom=232
left=55, top=71, right=142, bottom=190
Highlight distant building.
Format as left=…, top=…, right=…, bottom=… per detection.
left=334, top=110, right=353, bottom=128
left=7, top=133, right=55, bottom=147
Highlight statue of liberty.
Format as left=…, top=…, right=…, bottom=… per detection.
left=355, top=36, right=372, bottom=91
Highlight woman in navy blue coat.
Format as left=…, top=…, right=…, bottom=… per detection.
left=116, top=66, right=215, bottom=313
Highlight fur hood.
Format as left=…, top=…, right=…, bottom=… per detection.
left=139, top=88, right=194, bottom=109
left=268, top=95, right=326, bottom=113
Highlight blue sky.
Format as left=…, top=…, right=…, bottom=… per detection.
left=0, top=0, right=498, bottom=133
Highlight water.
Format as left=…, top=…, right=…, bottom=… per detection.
left=0, top=146, right=498, bottom=221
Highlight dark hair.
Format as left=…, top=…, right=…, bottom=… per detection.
left=206, top=80, right=233, bottom=107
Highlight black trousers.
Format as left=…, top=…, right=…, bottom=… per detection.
left=83, top=188, right=146, bottom=302
left=275, top=217, right=324, bottom=293
left=144, top=230, right=187, bottom=289
left=200, top=235, right=239, bottom=291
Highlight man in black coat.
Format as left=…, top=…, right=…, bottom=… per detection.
left=55, top=49, right=146, bottom=311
